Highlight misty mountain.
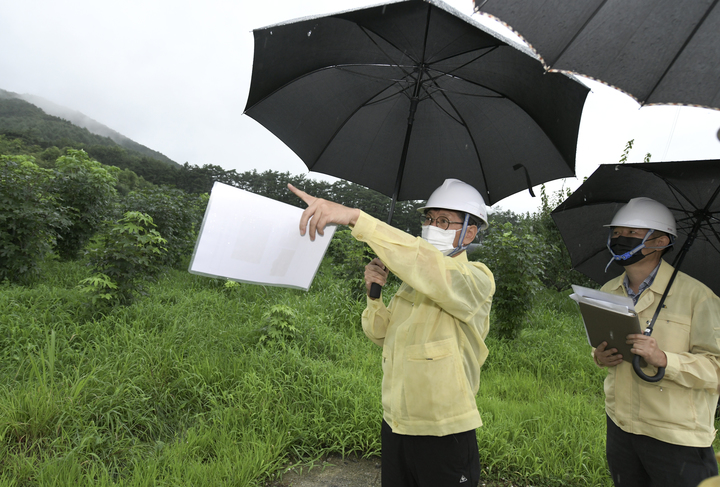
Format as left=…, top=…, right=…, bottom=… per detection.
left=0, top=88, right=178, bottom=167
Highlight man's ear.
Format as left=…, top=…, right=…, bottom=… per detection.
left=462, top=225, right=478, bottom=246
left=657, top=234, right=671, bottom=248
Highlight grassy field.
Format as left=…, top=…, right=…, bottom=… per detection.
left=0, top=259, right=716, bottom=486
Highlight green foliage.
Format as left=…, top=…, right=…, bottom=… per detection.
left=77, top=273, right=119, bottom=308
left=619, top=139, right=634, bottom=164
left=531, top=185, right=597, bottom=292
left=114, top=166, right=154, bottom=195
left=324, top=229, right=375, bottom=298
left=257, top=304, right=301, bottom=348
left=471, top=220, right=549, bottom=339
left=2, top=98, right=421, bottom=237
left=51, top=149, right=119, bottom=260
left=119, top=186, right=208, bottom=269
left=619, top=139, right=652, bottom=164
left=81, top=211, right=167, bottom=306
left=0, top=155, right=69, bottom=283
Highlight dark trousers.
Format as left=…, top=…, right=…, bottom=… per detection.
left=606, top=415, right=718, bottom=487
left=381, top=420, right=480, bottom=487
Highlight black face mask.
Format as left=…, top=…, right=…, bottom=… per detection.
left=609, top=235, right=654, bottom=267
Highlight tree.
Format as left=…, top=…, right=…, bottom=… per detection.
left=51, top=149, right=119, bottom=260
left=0, top=155, right=68, bottom=283
left=80, top=211, right=167, bottom=307
left=470, top=219, right=549, bottom=339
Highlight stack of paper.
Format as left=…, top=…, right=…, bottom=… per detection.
left=570, top=285, right=636, bottom=316
left=570, top=285, right=642, bottom=361
left=188, top=182, right=336, bottom=291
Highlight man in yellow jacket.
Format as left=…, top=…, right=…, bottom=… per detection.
left=289, top=179, right=495, bottom=487
left=593, top=197, right=720, bottom=487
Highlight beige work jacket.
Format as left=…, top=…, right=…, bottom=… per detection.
left=601, top=260, right=720, bottom=447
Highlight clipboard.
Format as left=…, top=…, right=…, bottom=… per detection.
left=570, top=285, right=642, bottom=362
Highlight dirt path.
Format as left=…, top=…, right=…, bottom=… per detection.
left=265, top=454, right=381, bottom=487
left=264, top=454, right=525, bottom=487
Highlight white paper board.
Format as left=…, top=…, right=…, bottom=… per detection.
left=188, top=182, right=335, bottom=290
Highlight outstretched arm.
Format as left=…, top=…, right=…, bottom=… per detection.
left=288, top=183, right=361, bottom=240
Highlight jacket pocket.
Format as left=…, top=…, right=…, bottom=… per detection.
left=637, top=379, right=696, bottom=429
left=651, top=314, right=691, bottom=354
left=403, top=338, right=472, bottom=422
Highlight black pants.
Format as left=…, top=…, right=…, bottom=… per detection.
left=381, top=420, right=480, bottom=487
left=606, top=415, right=718, bottom=487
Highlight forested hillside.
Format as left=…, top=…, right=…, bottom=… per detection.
left=0, top=91, right=421, bottom=231
left=0, top=89, right=177, bottom=166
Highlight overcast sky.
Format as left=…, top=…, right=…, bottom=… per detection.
left=2, top=0, right=719, bottom=214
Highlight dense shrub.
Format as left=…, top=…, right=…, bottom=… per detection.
left=533, top=185, right=597, bottom=292
left=119, top=186, right=208, bottom=269
left=324, top=229, right=374, bottom=298
left=470, top=220, right=549, bottom=339
left=51, top=149, right=119, bottom=260
left=0, top=155, right=68, bottom=283
left=79, top=211, right=167, bottom=307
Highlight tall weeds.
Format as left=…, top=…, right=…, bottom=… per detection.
left=1, top=262, right=717, bottom=486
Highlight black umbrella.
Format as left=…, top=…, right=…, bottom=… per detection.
left=244, top=0, right=590, bottom=221
left=474, top=0, right=720, bottom=109
left=551, top=160, right=720, bottom=381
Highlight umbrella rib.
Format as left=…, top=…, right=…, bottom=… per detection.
left=693, top=221, right=720, bottom=251
left=423, top=70, right=504, bottom=99
left=307, top=81, right=414, bottom=174
left=334, top=64, right=424, bottom=102
left=430, top=45, right=500, bottom=76
left=549, top=0, right=610, bottom=67
left=422, top=46, right=510, bottom=98
left=354, top=25, right=419, bottom=87
left=642, top=0, right=720, bottom=105
left=636, top=166, right=703, bottom=214
left=422, top=74, right=492, bottom=199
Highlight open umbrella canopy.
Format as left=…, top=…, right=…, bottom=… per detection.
left=244, top=0, right=589, bottom=210
left=551, top=160, right=720, bottom=297
left=474, top=0, right=720, bottom=109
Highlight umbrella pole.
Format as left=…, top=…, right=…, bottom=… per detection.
left=387, top=97, right=420, bottom=224
left=369, top=97, right=419, bottom=299
left=370, top=97, right=420, bottom=299
left=633, top=183, right=720, bottom=382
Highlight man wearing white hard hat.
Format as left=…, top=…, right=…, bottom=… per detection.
left=288, top=179, right=495, bottom=487
left=593, top=197, right=720, bottom=487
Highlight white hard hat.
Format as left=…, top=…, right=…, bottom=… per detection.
left=604, top=197, right=677, bottom=237
left=418, top=178, right=488, bottom=230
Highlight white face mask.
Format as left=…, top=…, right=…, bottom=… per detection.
left=421, top=225, right=458, bottom=255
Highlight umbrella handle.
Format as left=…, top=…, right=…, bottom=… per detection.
left=369, top=282, right=382, bottom=299
left=631, top=329, right=665, bottom=382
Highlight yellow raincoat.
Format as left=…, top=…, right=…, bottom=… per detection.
left=351, top=211, right=495, bottom=436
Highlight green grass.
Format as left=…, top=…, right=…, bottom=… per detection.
left=0, top=262, right=717, bottom=486
left=477, top=291, right=611, bottom=486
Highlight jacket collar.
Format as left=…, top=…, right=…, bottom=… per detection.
left=607, top=260, right=676, bottom=314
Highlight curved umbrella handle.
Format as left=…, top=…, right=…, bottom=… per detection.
left=632, top=329, right=665, bottom=382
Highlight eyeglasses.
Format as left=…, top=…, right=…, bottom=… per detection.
left=421, top=215, right=464, bottom=230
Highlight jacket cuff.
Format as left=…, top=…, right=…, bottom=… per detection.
left=663, top=351, right=680, bottom=380
left=351, top=211, right=377, bottom=243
